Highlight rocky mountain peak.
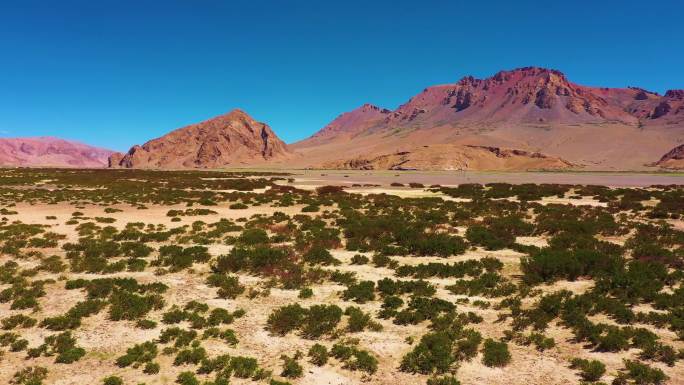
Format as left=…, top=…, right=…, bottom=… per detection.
left=110, top=109, right=290, bottom=169
left=665, top=90, right=684, bottom=100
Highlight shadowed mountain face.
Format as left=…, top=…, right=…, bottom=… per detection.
left=654, top=144, right=684, bottom=170
left=110, top=109, right=291, bottom=169
left=292, top=67, right=684, bottom=171
left=0, top=137, right=114, bottom=168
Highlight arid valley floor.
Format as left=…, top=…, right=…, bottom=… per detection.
left=1, top=169, right=683, bottom=385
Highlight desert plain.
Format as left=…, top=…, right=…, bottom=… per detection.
left=0, top=168, right=683, bottom=385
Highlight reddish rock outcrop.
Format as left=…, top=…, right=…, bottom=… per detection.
left=110, top=109, right=291, bottom=169
left=108, top=152, right=125, bottom=168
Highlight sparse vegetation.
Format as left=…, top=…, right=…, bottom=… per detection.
left=0, top=169, right=683, bottom=385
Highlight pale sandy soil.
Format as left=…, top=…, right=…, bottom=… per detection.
left=9, top=201, right=309, bottom=243
left=265, top=169, right=684, bottom=188
left=538, top=196, right=607, bottom=207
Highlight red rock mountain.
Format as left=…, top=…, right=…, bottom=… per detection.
left=292, top=67, right=684, bottom=170
left=111, top=109, right=291, bottom=169
left=0, top=137, right=114, bottom=168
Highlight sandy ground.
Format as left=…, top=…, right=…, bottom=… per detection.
left=262, top=169, right=684, bottom=188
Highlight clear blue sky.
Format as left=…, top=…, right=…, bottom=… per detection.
left=1, top=0, right=682, bottom=151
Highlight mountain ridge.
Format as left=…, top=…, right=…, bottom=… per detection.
left=291, top=66, right=684, bottom=170
left=0, top=137, right=114, bottom=168
left=299, top=66, right=683, bottom=145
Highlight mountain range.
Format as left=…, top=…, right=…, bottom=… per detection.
left=291, top=66, right=684, bottom=171
left=0, top=137, right=114, bottom=168
left=4, top=66, right=683, bottom=171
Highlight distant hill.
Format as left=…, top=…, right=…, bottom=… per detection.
left=110, top=109, right=292, bottom=169
left=0, top=137, right=114, bottom=168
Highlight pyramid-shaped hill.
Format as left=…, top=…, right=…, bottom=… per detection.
left=110, top=109, right=292, bottom=169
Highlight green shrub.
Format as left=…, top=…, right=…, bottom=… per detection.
left=270, top=379, right=292, bottom=385
left=298, top=287, right=313, bottom=299
left=162, top=307, right=188, bottom=324
left=316, top=185, right=345, bottom=194
left=176, top=371, right=200, bottom=385
left=238, top=228, right=269, bottom=245
left=301, top=304, right=342, bottom=339
left=280, top=355, right=303, bottom=378
left=29, top=331, right=87, bottom=363
left=229, top=356, right=259, bottom=378
left=392, top=296, right=454, bottom=325
left=207, top=308, right=237, bottom=326
left=454, top=330, right=482, bottom=361
left=331, top=341, right=378, bottom=374
left=116, top=341, right=158, bottom=367
left=481, top=339, right=511, bottom=367
left=10, top=366, right=48, bottom=385
left=345, top=306, right=382, bottom=332
left=401, top=331, right=457, bottom=374
left=102, top=376, right=123, bottom=385
left=504, top=331, right=554, bottom=351
left=40, top=314, right=81, bottom=331
left=173, top=346, right=207, bottom=366
left=38, top=255, right=66, bottom=273
left=427, top=375, right=461, bottom=385
left=109, top=291, right=163, bottom=320
left=308, top=343, right=328, bottom=366
left=55, top=346, right=86, bottom=363
left=158, top=327, right=198, bottom=347
left=466, top=225, right=514, bottom=250
left=206, top=274, right=245, bottom=299
left=213, top=245, right=290, bottom=275
left=303, top=246, right=340, bottom=266
left=345, top=348, right=378, bottom=374
left=411, top=233, right=467, bottom=257
left=267, top=304, right=306, bottom=336
left=350, top=254, right=369, bottom=265
left=155, top=245, right=210, bottom=271
left=10, top=338, right=28, bottom=351
left=570, top=358, right=605, bottom=382
left=2, top=314, right=37, bottom=329
left=143, top=361, right=160, bottom=374
left=372, top=254, right=394, bottom=267
left=616, top=359, right=667, bottom=385
left=596, top=326, right=630, bottom=352
left=342, top=281, right=375, bottom=303
left=136, top=319, right=157, bottom=329
left=329, top=270, right=357, bottom=285
left=302, top=204, right=320, bottom=212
